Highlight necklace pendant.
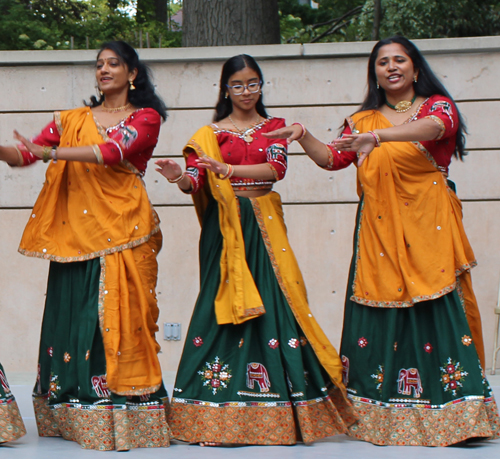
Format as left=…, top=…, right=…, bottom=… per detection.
left=395, top=100, right=412, bottom=113
left=244, top=134, right=253, bottom=143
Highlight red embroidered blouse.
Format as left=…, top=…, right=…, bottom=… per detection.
left=184, top=117, right=288, bottom=193
left=324, top=95, right=459, bottom=175
left=17, top=107, right=161, bottom=174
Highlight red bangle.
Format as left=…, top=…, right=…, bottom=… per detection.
left=292, top=123, right=307, bottom=141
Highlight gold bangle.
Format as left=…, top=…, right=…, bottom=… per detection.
left=92, top=144, right=104, bottom=165
left=42, top=146, right=51, bottom=163
left=219, top=163, right=234, bottom=180
left=368, top=130, right=381, bottom=147
left=167, top=172, right=185, bottom=183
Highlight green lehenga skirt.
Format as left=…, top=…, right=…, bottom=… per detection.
left=169, top=197, right=355, bottom=444
left=33, top=254, right=170, bottom=451
left=340, top=199, right=500, bottom=446
left=0, top=363, right=26, bottom=443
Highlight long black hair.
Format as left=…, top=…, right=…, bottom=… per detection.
left=87, top=41, right=167, bottom=121
left=360, top=35, right=466, bottom=159
left=214, top=54, right=268, bottom=122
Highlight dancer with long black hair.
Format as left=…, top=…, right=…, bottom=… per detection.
left=0, top=41, right=170, bottom=451
left=156, top=54, right=356, bottom=446
left=265, top=35, right=500, bottom=446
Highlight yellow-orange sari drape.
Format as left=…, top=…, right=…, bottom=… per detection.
left=183, top=125, right=346, bottom=388
left=19, top=107, right=162, bottom=395
left=348, top=109, right=484, bottom=366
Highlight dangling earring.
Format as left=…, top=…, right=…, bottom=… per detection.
left=129, top=80, right=136, bottom=90
left=376, top=81, right=380, bottom=89
left=225, top=93, right=228, bottom=99
left=95, top=83, right=103, bottom=96
left=413, top=75, right=418, bottom=83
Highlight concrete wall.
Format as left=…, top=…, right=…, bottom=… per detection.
left=1, top=36, right=500, bottom=380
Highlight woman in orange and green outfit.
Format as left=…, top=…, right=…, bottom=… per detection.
left=0, top=41, right=170, bottom=451
left=265, top=36, right=500, bottom=446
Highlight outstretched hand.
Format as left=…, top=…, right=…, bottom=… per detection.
left=154, top=159, right=184, bottom=181
left=261, top=124, right=303, bottom=144
left=333, top=133, right=376, bottom=167
left=13, top=130, right=43, bottom=158
left=195, top=156, right=227, bottom=175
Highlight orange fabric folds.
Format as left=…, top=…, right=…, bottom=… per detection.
left=250, top=192, right=345, bottom=387
left=183, top=125, right=265, bottom=325
left=183, top=126, right=345, bottom=387
left=349, top=110, right=476, bottom=308
left=18, top=107, right=162, bottom=395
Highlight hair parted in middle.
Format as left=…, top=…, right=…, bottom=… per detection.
left=213, top=54, right=268, bottom=122
left=359, top=35, right=467, bottom=159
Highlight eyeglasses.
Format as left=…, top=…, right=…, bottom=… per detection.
left=226, top=81, right=262, bottom=96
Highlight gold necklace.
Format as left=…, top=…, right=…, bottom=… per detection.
left=228, top=115, right=261, bottom=143
left=101, top=102, right=131, bottom=113
left=386, top=95, right=417, bottom=113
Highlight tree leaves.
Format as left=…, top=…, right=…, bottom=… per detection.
left=0, top=0, right=181, bottom=50
left=280, top=0, right=500, bottom=43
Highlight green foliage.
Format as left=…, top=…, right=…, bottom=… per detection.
left=357, top=0, right=500, bottom=40
left=279, top=0, right=365, bottom=43
left=279, top=0, right=500, bottom=43
left=3, top=0, right=500, bottom=49
left=0, top=0, right=181, bottom=50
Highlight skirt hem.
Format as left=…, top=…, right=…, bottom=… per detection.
left=33, top=394, right=171, bottom=451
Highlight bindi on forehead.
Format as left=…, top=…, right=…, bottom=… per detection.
left=96, top=57, right=121, bottom=64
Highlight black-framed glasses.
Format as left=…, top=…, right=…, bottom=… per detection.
left=226, top=81, right=262, bottom=96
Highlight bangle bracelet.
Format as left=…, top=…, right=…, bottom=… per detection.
left=292, top=123, right=307, bottom=141
left=42, top=146, right=51, bottom=163
left=368, top=130, right=381, bottom=147
left=219, top=163, right=234, bottom=180
left=92, top=144, right=104, bottom=165
left=50, top=146, right=58, bottom=162
left=168, top=172, right=185, bottom=183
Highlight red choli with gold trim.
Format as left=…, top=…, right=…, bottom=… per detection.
left=184, top=117, right=288, bottom=193
left=324, top=95, right=458, bottom=175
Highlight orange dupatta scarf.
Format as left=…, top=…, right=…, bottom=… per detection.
left=19, top=107, right=163, bottom=395
left=183, top=126, right=346, bottom=387
left=349, top=110, right=484, bottom=366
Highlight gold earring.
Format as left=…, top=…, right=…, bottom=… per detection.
left=414, top=75, right=418, bottom=83
left=225, top=93, right=228, bottom=99
left=376, top=81, right=380, bottom=89
left=129, top=80, right=136, bottom=90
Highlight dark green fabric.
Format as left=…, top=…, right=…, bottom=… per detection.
left=173, top=197, right=330, bottom=404
left=340, top=196, right=492, bottom=406
left=36, top=258, right=167, bottom=406
left=0, top=363, right=13, bottom=401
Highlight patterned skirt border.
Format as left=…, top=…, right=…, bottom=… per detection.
left=0, top=398, right=26, bottom=443
left=169, top=388, right=355, bottom=445
left=33, top=394, right=170, bottom=451
left=348, top=394, right=500, bottom=446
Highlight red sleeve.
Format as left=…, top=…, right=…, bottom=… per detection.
left=98, top=108, right=161, bottom=165
left=421, top=95, right=459, bottom=140
left=183, top=150, right=206, bottom=194
left=17, top=120, right=61, bottom=166
left=324, top=122, right=357, bottom=171
left=265, top=118, right=288, bottom=181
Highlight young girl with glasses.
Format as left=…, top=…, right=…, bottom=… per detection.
left=156, top=54, right=357, bottom=446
